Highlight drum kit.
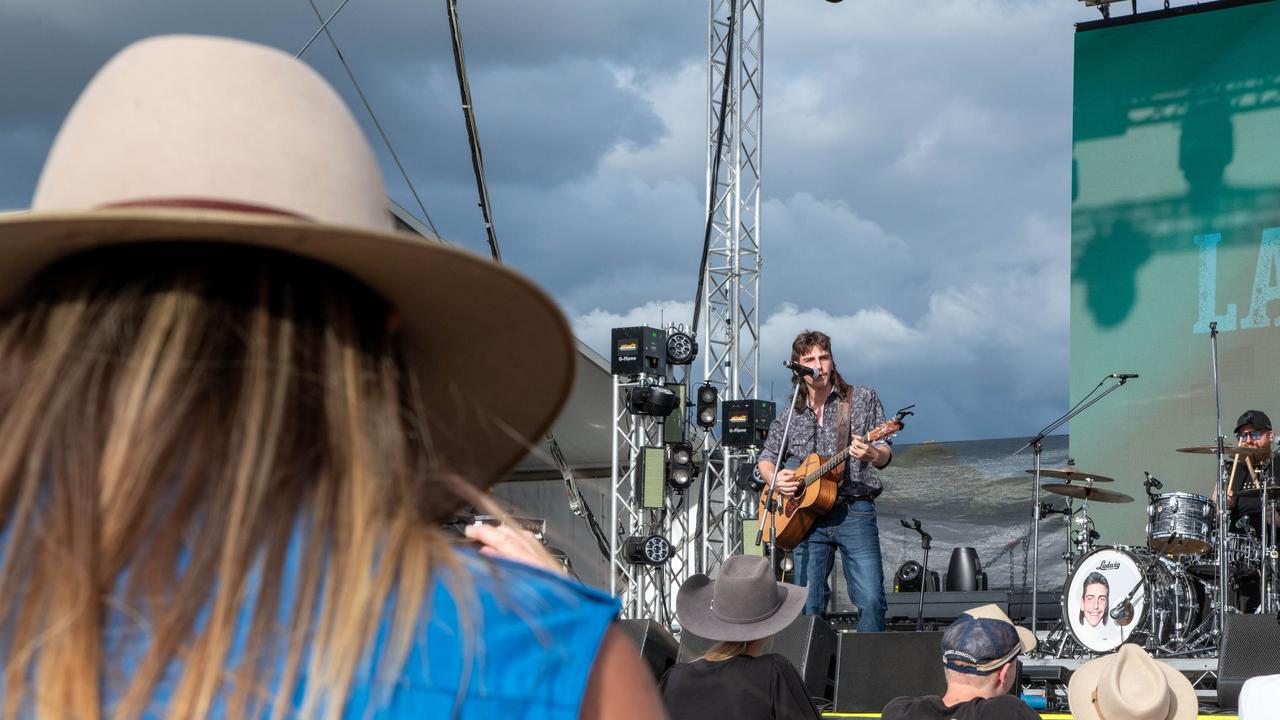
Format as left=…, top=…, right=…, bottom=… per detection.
left=1033, top=444, right=1279, bottom=658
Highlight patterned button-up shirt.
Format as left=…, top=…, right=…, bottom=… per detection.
left=759, top=384, right=892, bottom=499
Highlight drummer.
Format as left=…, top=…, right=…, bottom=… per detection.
left=1226, top=409, right=1280, bottom=535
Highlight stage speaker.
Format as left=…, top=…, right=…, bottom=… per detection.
left=834, top=631, right=946, bottom=712
left=1219, top=613, right=1280, bottom=708
left=619, top=619, right=679, bottom=682
left=677, top=615, right=838, bottom=701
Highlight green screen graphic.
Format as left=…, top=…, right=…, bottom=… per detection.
left=1072, top=0, right=1280, bottom=544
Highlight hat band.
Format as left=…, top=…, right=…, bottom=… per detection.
left=100, top=197, right=309, bottom=220
left=943, top=644, right=1020, bottom=675
left=710, top=590, right=785, bottom=625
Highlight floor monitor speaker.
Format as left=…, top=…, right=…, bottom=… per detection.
left=1219, top=613, right=1280, bottom=708
left=834, top=631, right=946, bottom=713
left=619, top=618, right=679, bottom=682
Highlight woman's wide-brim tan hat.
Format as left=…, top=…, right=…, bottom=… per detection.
left=0, top=34, right=575, bottom=488
left=1067, top=644, right=1198, bottom=720
left=676, top=555, right=807, bottom=643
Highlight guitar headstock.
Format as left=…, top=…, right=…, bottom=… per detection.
left=867, top=405, right=915, bottom=443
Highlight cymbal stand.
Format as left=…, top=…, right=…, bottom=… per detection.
left=1014, top=374, right=1134, bottom=632
left=1262, top=460, right=1275, bottom=612
left=1210, top=321, right=1229, bottom=638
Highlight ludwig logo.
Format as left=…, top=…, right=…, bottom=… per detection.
left=1097, top=560, right=1121, bottom=571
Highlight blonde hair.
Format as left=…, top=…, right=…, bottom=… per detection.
left=0, top=245, right=487, bottom=719
left=702, top=641, right=748, bottom=661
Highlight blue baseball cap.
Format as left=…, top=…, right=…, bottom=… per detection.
left=941, top=604, right=1036, bottom=675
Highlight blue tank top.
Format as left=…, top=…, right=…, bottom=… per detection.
left=349, top=551, right=620, bottom=718
left=93, top=547, right=619, bottom=718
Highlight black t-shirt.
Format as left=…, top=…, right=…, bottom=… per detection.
left=881, top=694, right=1040, bottom=720
left=659, top=653, right=819, bottom=720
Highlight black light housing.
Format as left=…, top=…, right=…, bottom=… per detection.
left=695, top=383, right=718, bottom=428
left=626, top=384, right=679, bottom=417
left=665, top=327, right=697, bottom=365
left=735, top=461, right=765, bottom=493
left=624, top=534, right=672, bottom=565
left=666, top=441, right=696, bottom=491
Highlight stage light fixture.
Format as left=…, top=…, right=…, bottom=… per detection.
left=666, top=441, right=696, bottom=491
left=636, top=446, right=666, bottom=509
left=624, top=534, right=672, bottom=565
left=735, top=460, right=765, bottom=493
left=662, top=382, right=689, bottom=444
left=611, top=326, right=666, bottom=378
left=721, top=399, right=776, bottom=448
left=695, top=383, right=718, bottom=429
left=665, top=326, right=697, bottom=365
left=894, top=560, right=940, bottom=593
left=626, top=383, right=679, bottom=417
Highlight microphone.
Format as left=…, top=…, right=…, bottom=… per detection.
left=1110, top=598, right=1134, bottom=624
left=1144, top=471, right=1163, bottom=490
left=1109, top=373, right=1139, bottom=379
left=783, top=360, right=818, bottom=377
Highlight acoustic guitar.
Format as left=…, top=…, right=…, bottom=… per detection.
left=757, top=405, right=914, bottom=550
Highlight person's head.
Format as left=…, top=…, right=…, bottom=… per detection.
left=789, top=330, right=847, bottom=398
left=1081, top=572, right=1110, bottom=627
left=0, top=35, right=574, bottom=718
left=1236, top=410, right=1273, bottom=450
left=676, top=555, right=805, bottom=661
left=941, top=604, right=1037, bottom=699
left=1067, top=644, right=1197, bottom=720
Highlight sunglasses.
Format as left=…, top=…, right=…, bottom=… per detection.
left=1237, top=430, right=1269, bottom=441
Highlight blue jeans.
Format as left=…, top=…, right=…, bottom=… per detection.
left=792, top=499, right=886, bottom=632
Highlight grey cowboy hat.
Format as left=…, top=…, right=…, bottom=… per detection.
left=676, top=555, right=806, bottom=643
left=0, top=35, right=575, bottom=488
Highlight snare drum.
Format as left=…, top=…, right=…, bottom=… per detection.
left=1063, top=545, right=1199, bottom=654
left=1147, top=492, right=1216, bottom=556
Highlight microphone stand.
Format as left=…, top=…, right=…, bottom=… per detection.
left=902, top=518, right=932, bottom=631
left=1014, top=373, right=1135, bottom=635
left=756, top=370, right=808, bottom=576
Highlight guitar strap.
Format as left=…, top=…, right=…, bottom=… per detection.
left=836, top=390, right=853, bottom=458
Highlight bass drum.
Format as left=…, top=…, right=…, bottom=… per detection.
left=1063, top=546, right=1199, bottom=654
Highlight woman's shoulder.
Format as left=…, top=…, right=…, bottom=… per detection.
left=370, top=548, right=620, bottom=718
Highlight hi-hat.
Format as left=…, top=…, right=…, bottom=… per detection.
left=1176, top=444, right=1272, bottom=460
left=1025, top=466, right=1115, bottom=483
left=1042, top=482, right=1133, bottom=503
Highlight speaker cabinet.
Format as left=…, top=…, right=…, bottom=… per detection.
left=1219, top=613, right=1280, bottom=708
left=834, top=631, right=946, bottom=713
left=677, top=615, right=838, bottom=701
left=619, top=619, right=679, bottom=682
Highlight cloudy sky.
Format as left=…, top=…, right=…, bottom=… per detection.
left=0, top=0, right=1176, bottom=442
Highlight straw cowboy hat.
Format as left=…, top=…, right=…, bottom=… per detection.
left=676, top=555, right=806, bottom=643
left=0, top=35, right=575, bottom=487
left=1067, top=644, right=1197, bottom=720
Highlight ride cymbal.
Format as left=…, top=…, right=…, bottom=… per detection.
left=1176, top=444, right=1272, bottom=460
left=1025, top=466, right=1116, bottom=483
left=1042, top=482, right=1134, bottom=503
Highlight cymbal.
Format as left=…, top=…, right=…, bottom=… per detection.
left=1176, top=444, right=1272, bottom=460
left=1236, top=485, right=1280, bottom=498
left=1025, top=466, right=1115, bottom=483
left=1042, top=482, right=1134, bottom=503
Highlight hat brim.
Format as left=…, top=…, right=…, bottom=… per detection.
left=1067, top=649, right=1198, bottom=720
left=0, top=207, right=576, bottom=489
left=676, top=573, right=808, bottom=643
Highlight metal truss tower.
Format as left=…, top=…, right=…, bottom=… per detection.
left=605, top=0, right=764, bottom=623
left=609, top=376, right=696, bottom=621
left=698, top=0, right=763, bottom=576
